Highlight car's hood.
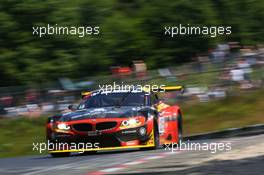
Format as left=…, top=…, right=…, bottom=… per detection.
left=60, top=106, right=145, bottom=121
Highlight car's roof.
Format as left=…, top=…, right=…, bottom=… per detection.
left=81, top=87, right=150, bottom=99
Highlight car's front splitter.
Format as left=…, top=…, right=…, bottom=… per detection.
left=49, top=143, right=155, bottom=153
left=49, top=129, right=155, bottom=153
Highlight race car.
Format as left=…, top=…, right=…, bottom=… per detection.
left=46, top=86, right=184, bottom=157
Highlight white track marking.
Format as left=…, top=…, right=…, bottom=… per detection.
left=123, top=160, right=145, bottom=166
left=101, top=167, right=125, bottom=173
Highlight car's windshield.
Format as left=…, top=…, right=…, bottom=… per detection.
left=78, top=92, right=145, bottom=109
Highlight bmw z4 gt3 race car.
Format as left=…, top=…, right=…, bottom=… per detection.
left=46, top=86, right=184, bottom=157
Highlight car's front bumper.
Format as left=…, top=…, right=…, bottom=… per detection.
left=48, top=125, right=154, bottom=153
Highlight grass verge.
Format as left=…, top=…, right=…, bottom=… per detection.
left=182, top=89, right=264, bottom=135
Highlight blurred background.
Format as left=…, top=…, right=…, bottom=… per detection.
left=0, top=0, right=263, bottom=157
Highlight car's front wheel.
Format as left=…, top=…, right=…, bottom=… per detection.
left=81, top=151, right=97, bottom=156
left=141, top=120, right=160, bottom=150
left=177, top=114, right=183, bottom=143
left=50, top=152, right=70, bottom=158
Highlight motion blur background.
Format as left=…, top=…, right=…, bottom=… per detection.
left=0, top=0, right=263, bottom=157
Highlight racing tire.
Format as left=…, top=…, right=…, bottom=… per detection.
left=81, top=151, right=97, bottom=156
left=177, top=114, right=183, bottom=144
left=50, top=152, right=70, bottom=158
left=141, top=120, right=160, bottom=150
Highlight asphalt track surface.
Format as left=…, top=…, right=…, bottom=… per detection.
left=0, top=134, right=263, bottom=175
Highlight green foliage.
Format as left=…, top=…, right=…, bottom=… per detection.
left=0, top=0, right=263, bottom=86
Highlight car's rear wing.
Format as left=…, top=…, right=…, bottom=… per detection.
left=143, top=85, right=184, bottom=94
left=159, top=85, right=184, bottom=92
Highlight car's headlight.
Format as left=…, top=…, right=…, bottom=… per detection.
left=57, top=123, right=70, bottom=131
left=120, top=118, right=142, bottom=129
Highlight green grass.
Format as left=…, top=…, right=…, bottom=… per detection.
left=0, top=89, right=263, bottom=158
left=0, top=117, right=47, bottom=158
left=182, top=89, right=264, bottom=135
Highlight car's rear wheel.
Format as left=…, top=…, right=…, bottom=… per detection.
left=50, top=152, right=70, bottom=158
